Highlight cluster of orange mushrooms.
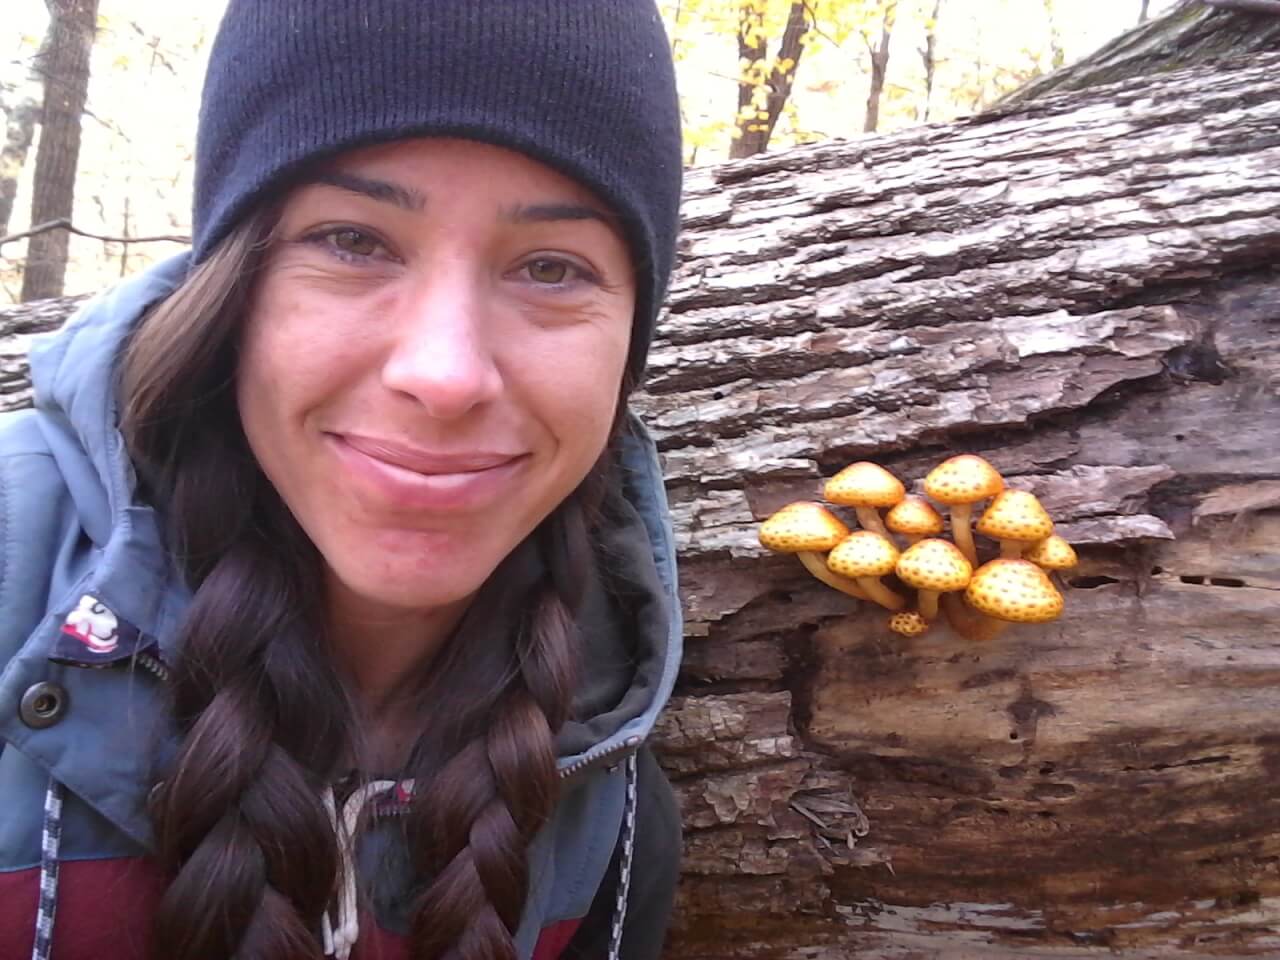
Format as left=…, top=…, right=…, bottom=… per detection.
left=758, top=455, right=1078, bottom=641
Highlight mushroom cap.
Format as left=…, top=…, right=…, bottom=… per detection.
left=824, top=461, right=906, bottom=509
left=895, top=538, right=973, bottom=592
left=965, top=559, right=1064, bottom=623
left=759, top=501, right=850, bottom=553
left=827, top=530, right=901, bottom=578
left=923, top=454, right=1005, bottom=506
left=888, top=611, right=931, bottom=637
left=885, top=496, right=945, bottom=537
left=976, top=490, right=1054, bottom=544
left=1025, top=534, right=1079, bottom=570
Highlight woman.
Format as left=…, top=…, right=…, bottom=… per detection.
left=0, top=2, right=684, bottom=959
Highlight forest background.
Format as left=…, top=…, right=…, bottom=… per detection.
left=1, top=0, right=1177, bottom=304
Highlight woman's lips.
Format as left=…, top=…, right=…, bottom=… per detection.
left=340, top=435, right=522, bottom=474
left=327, top=433, right=528, bottom=511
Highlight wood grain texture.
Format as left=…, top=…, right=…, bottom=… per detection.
left=2, top=44, right=1278, bottom=960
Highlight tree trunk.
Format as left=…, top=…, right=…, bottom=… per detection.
left=918, top=0, right=943, bottom=122
left=863, top=2, right=897, bottom=133
left=0, top=82, right=41, bottom=237
left=20, top=0, right=100, bottom=302
left=2, top=39, right=1280, bottom=960
left=1044, top=0, right=1067, bottom=69
left=731, top=1, right=811, bottom=159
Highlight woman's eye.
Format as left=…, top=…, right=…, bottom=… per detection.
left=526, top=259, right=570, bottom=285
left=329, top=228, right=382, bottom=258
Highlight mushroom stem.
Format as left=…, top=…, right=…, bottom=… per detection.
left=1000, top=540, right=1024, bottom=559
left=854, top=506, right=890, bottom=538
left=797, top=552, right=871, bottom=601
left=941, top=593, right=1009, bottom=642
left=918, top=589, right=941, bottom=621
left=949, top=503, right=978, bottom=566
left=856, top=576, right=905, bottom=611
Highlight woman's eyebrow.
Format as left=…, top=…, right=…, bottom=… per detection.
left=502, top=202, right=616, bottom=227
left=310, top=172, right=427, bottom=212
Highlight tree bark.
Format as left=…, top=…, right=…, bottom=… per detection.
left=731, top=1, right=811, bottom=159
left=20, top=0, right=100, bottom=302
left=2, top=42, right=1280, bottom=960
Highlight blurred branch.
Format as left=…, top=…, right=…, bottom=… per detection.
left=81, top=105, right=131, bottom=141
left=0, top=218, right=189, bottom=247
left=128, top=20, right=179, bottom=75
left=802, top=1, right=839, bottom=46
left=1202, top=0, right=1280, bottom=12
left=18, top=58, right=131, bottom=141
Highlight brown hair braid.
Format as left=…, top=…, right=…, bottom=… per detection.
left=122, top=214, right=621, bottom=959
left=406, top=491, right=596, bottom=960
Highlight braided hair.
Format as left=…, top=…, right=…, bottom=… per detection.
left=123, top=212, right=618, bottom=959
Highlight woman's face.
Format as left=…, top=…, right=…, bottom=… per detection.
left=237, top=138, right=635, bottom=621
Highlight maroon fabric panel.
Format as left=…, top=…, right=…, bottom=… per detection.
left=0, top=864, right=40, bottom=958
left=0, top=858, right=162, bottom=960
left=351, top=916, right=580, bottom=960
left=0, top=859, right=579, bottom=960
left=531, top=918, right=582, bottom=960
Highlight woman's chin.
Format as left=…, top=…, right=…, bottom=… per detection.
left=365, top=586, right=473, bottom=617
left=324, top=558, right=489, bottom=625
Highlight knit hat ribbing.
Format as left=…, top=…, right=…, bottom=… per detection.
left=193, top=0, right=683, bottom=378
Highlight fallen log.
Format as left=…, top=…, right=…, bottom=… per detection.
left=637, top=45, right=1280, bottom=960
left=2, top=38, right=1279, bottom=960
left=998, top=0, right=1280, bottom=107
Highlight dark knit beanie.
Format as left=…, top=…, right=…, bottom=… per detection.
left=193, top=0, right=683, bottom=379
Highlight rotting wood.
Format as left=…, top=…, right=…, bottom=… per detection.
left=2, top=44, right=1279, bottom=960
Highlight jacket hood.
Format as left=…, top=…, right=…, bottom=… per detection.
left=27, top=255, right=192, bottom=546
left=5, top=253, right=682, bottom=850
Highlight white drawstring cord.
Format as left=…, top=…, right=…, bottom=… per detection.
left=321, top=780, right=402, bottom=959
left=607, top=753, right=640, bottom=960
left=318, top=763, right=641, bottom=958
left=31, top=777, right=65, bottom=960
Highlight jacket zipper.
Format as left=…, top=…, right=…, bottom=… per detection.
left=136, top=652, right=170, bottom=682
left=558, top=734, right=643, bottom=781
left=136, top=652, right=642, bottom=783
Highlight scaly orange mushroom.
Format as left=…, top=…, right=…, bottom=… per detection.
left=1025, top=534, right=1078, bottom=571
left=952, top=558, right=1064, bottom=641
left=885, top=495, right=945, bottom=545
left=758, top=501, right=872, bottom=601
left=922, top=454, right=1004, bottom=567
left=976, top=490, right=1054, bottom=558
left=895, top=537, right=973, bottom=621
left=888, top=610, right=931, bottom=638
left=827, top=530, right=905, bottom=611
left=824, top=462, right=905, bottom=538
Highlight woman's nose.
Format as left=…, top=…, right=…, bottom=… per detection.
left=379, top=278, right=503, bottom=420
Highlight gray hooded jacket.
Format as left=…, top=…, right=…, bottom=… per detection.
left=0, top=256, right=683, bottom=960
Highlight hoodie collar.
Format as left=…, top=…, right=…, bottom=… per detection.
left=28, top=254, right=191, bottom=551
